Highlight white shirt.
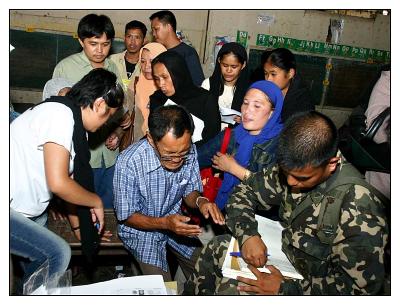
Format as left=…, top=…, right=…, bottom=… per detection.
left=202, top=78, right=236, bottom=129
left=10, top=103, right=76, bottom=217
left=201, top=78, right=235, bottom=109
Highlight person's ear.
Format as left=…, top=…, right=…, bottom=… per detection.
left=288, top=68, right=295, bottom=80
left=78, top=38, right=85, bottom=48
left=327, top=157, right=340, bottom=173
left=146, top=131, right=155, bottom=147
left=241, top=61, right=247, bottom=70
left=166, top=23, right=173, bottom=32
left=93, top=97, right=107, bottom=115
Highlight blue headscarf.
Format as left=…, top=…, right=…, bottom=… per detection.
left=215, top=80, right=284, bottom=210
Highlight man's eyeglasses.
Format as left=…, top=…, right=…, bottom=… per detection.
left=153, top=143, right=194, bottom=163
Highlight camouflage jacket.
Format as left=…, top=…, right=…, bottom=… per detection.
left=225, top=156, right=388, bottom=295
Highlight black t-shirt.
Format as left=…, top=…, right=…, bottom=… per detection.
left=125, top=58, right=136, bottom=80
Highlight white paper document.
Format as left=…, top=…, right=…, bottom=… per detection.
left=164, top=99, right=204, bottom=142
left=54, top=275, right=168, bottom=295
left=220, top=106, right=241, bottom=125
left=222, top=215, right=303, bottom=280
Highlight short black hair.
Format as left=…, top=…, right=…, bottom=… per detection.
left=277, top=111, right=338, bottom=170
left=148, top=105, right=194, bottom=143
left=66, top=68, right=124, bottom=109
left=149, top=10, right=177, bottom=32
left=78, top=14, right=115, bottom=41
left=125, top=20, right=147, bottom=38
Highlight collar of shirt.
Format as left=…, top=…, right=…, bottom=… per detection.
left=77, top=50, right=113, bottom=70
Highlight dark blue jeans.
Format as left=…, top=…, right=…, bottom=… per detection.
left=10, top=209, right=71, bottom=284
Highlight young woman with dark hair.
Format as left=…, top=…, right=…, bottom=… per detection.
left=262, top=48, right=315, bottom=122
left=202, top=42, right=250, bottom=128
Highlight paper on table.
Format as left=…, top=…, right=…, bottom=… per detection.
left=53, top=275, right=168, bottom=295
left=164, top=99, right=204, bottom=142
left=220, top=106, right=241, bottom=125
left=222, top=215, right=303, bottom=280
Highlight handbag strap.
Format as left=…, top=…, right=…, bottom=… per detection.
left=363, top=107, right=390, bottom=139
left=220, top=127, right=232, bottom=154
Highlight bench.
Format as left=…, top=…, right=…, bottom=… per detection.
left=47, top=209, right=129, bottom=256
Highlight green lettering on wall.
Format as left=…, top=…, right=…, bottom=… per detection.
left=256, top=34, right=389, bottom=63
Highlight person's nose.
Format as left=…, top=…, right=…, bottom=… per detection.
left=266, top=74, right=273, bottom=81
left=286, top=174, right=299, bottom=187
left=145, top=61, right=152, bottom=71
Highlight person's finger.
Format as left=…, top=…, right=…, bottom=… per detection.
left=236, top=275, right=257, bottom=286
left=237, top=284, right=259, bottom=293
left=266, top=265, right=279, bottom=274
left=248, top=264, right=263, bottom=278
left=206, top=204, right=224, bottom=224
left=90, top=209, right=97, bottom=223
left=208, top=206, right=223, bottom=224
left=202, top=206, right=210, bottom=219
left=103, top=230, right=113, bottom=237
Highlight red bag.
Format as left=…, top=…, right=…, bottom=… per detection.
left=200, top=127, right=232, bottom=202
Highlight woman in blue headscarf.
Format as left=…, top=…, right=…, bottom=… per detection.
left=197, top=80, right=284, bottom=211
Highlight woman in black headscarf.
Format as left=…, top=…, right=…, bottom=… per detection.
left=201, top=42, right=250, bottom=128
left=149, top=51, right=220, bottom=146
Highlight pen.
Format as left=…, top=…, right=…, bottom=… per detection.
left=230, top=251, right=270, bottom=257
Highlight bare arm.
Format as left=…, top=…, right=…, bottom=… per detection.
left=43, top=142, right=104, bottom=230
left=43, top=143, right=102, bottom=208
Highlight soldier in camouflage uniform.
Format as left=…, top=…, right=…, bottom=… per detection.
left=184, top=111, right=388, bottom=295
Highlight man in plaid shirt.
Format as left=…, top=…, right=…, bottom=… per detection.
left=113, top=105, right=224, bottom=282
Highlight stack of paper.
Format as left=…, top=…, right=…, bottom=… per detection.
left=220, top=106, right=242, bottom=125
left=222, top=215, right=303, bottom=280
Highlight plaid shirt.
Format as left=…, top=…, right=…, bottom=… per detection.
left=113, top=139, right=202, bottom=271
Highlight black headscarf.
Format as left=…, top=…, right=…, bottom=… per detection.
left=209, top=42, right=250, bottom=112
left=149, top=51, right=220, bottom=144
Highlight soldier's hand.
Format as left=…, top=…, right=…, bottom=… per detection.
left=237, top=265, right=283, bottom=295
left=241, top=235, right=268, bottom=267
left=165, top=214, right=202, bottom=236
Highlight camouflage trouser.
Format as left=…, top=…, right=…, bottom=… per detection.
left=183, top=234, right=254, bottom=295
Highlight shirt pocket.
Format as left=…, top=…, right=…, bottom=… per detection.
left=286, top=228, right=331, bottom=278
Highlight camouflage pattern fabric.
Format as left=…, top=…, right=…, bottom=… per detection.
left=184, top=234, right=252, bottom=295
left=184, top=155, right=388, bottom=295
